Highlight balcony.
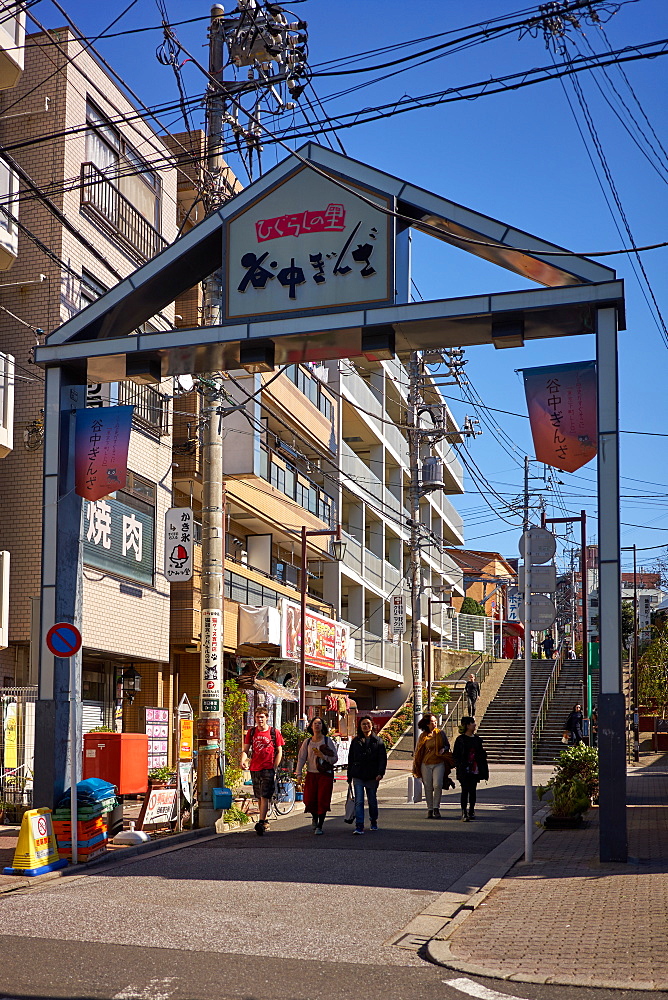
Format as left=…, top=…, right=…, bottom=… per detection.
left=0, top=353, right=14, bottom=458
left=0, top=9, right=24, bottom=90
left=80, top=162, right=166, bottom=261
left=340, top=442, right=401, bottom=520
left=118, top=381, right=168, bottom=437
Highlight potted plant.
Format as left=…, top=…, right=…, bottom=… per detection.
left=148, top=765, right=176, bottom=787
left=537, top=744, right=599, bottom=828
left=280, top=721, right=306, bottom=772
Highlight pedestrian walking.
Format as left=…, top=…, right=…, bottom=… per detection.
left=412, top=713, right=450, bottom=818
left=465, top=673, right=481, bottom=716
left=295, top=717, right=338, bottom=835
left=564, top=703, right=584, bottom=745
left=241, top=709, right=285, bottom=836
left=346, top=716, right=387, bottom=834
left=542, top=634, right=555, bottom=659
left=453, top=716, right=489, bottom=822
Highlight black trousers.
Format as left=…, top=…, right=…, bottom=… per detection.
left=460, top=775, right=479, bottom=811
left=467, top=696, right=478, bottom=716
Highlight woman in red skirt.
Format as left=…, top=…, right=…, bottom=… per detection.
left=295, top=717, right=338, bottom=834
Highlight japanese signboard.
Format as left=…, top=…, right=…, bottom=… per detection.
left=201, top=610, right=222, bottom=713
left=83, top=493, right=155, bottom=586
left=390, top=594, right=406, bottom=636
left=522, top=361, right=597, bottom=473
left=506, top=587, right=521, bottom=623
left=179, top=718, right=193, bottom=760
left=164, top=506, right=193, bottom=581
left=137, top=786, right=177, bottom=829
left=225, top=165, right=393, bottom=321
left=281, top=599, right=350, bottom=673
left=144, top=707, right=169, bottom=770
left=75, top=405, right=133, bottom=501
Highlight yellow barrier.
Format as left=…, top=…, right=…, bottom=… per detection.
left=3, top=807, right=68, bottom=876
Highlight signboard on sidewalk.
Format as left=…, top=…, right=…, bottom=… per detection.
left=201, top=610, right=222, bottom=713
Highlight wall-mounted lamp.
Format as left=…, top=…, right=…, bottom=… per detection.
left=121, top=665, right=142, bottom=704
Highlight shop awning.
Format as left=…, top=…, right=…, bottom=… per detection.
left=503, top=622, right=525, bottom=638
left=254, top=678, right=298, bottom=702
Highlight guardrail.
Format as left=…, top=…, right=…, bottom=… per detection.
left=531, top=639, right=567, bottom=749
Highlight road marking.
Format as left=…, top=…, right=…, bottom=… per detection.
left=444, top=978, right=531, bottom=1000
left=112, top=978, right=177, bottom=1000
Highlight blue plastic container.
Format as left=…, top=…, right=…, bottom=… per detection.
left=212, top=787, right=233, bottom=810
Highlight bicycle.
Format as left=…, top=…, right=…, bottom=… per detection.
left=269, top=769, right=296, bottom=817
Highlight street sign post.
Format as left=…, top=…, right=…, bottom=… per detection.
left=45, top=621, right=82, bottom=865
left=45, top=622, right=82, bottom=658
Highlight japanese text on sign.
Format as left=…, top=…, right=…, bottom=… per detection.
left=201, top=610, right=222, bottom=714
left=164, top=506, right=193, bottom=581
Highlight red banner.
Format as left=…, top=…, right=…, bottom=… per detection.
left=523, top=361, right=597, bottom=473
left=75, top=405, right=133, bottom=501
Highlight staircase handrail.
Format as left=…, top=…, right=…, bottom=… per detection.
left=439, top=652, right=495, bottom=746
left=531, top=639, right=567, bottom=748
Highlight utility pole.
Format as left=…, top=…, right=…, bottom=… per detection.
left=197, top=4, right=228, bottom=827
left=407, top=352, right=424, bottom=747
left=632, top=543, right=639, bottom=762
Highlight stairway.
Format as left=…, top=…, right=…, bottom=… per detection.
left=476, top=658, right=556, bottom=764
left=533, top=660, right=600, bottom=764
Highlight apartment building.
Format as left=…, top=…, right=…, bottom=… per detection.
left=0, top=27, right=178, bottom=736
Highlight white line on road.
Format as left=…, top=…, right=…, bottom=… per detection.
left=443, top=978, right=533, bottom=1000
left=112, top=978, right=177, bottom=1000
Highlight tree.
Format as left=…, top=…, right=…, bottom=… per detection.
left=621, top=600, right=635, bottom=650
left=638, top=623, right=668, bottom=716
left=460, top=596, right=487, bottom=617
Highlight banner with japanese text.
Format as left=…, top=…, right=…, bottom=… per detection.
left=281, top=599, right=350, bottom=673
left=522, top=361, right=597, bottom=473
left=75, top=405, right=133, bottom=501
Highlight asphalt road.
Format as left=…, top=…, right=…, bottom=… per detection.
left=0, top=769, right=658, bottom=1000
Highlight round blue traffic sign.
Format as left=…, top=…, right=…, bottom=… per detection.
left=46, top=622, right=82, bottom=657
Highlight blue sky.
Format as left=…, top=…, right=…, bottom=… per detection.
left=33, top=0, right=668, bottom=572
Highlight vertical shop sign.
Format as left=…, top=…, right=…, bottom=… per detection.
left=164, top=507, right=193, bottom=580
left=390, top=594, right=406, bottom=636
left=201, top=610, right=222, bottom=713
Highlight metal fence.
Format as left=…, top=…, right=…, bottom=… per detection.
left=80, top=161, right=166, bottom=261
left=1, top=686, right=37, bottom=818
left=435, top=612, right=496, bottom=655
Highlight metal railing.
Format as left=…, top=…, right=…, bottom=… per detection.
left=1, top=686, right=37, bottom=818
left=438, top=651, right=494, bottom=747
left=80, top=161, right=166, bottom=261
left=531, top=639, right=567, bottom=749
left=118, top=380, right=168, bottom=436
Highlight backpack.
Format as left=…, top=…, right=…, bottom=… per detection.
left=248, top=726, right=278, bottom=757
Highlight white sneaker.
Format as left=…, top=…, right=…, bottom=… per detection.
left=353, top=828, right=364, bottom=835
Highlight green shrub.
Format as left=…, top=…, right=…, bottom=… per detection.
left=223, top=679, right=249, bottom=791
left=223, top=803, right=250, bottom=825
left=281, top=721, right=307, bottom=760
left=148, top=766, right=175, bottom=783
left=537, top=743, right=598, bottom=818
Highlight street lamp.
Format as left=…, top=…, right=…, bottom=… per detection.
left=121, top=665, right=142, bottom=704
left=299, top=524, right=347, bottom=722
left=426, top=591, right=453, bottom=713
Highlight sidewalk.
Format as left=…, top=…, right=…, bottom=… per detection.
left=427, top=753, right=668, bottom=991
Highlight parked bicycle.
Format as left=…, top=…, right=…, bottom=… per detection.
left=269, top=769, right=296, bottom=817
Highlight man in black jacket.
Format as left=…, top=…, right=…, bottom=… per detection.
left=465, top=673, right=481, bottom=717
left=346, top=717, right=387, bottom=834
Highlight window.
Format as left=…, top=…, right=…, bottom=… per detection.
left=285, top=364, right=334, bottom=421
left=0, top=158, right=18, bottom=234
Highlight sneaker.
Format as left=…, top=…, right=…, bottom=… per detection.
left=353, top=828, right=364, bottom=835
left=468, top=810, right=476, bottom=820
left=370, top=824, right=378, bottom=831
left=315, top=827, right=324, bottom=836
left=427, top=810, right=434, bottom=819
left=461, top=810, right=469, bottom=822
left=433, top=809, right=441, bottom=819
left=311, top=817, right=318, bottom=829
left=254, top=821, right=265, bottom=836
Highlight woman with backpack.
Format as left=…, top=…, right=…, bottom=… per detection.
left=346, top=716, right=387, bottom=834
left=295, top=717, right=338, bottom=834
left=453, top=716, right=489, bottom=822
